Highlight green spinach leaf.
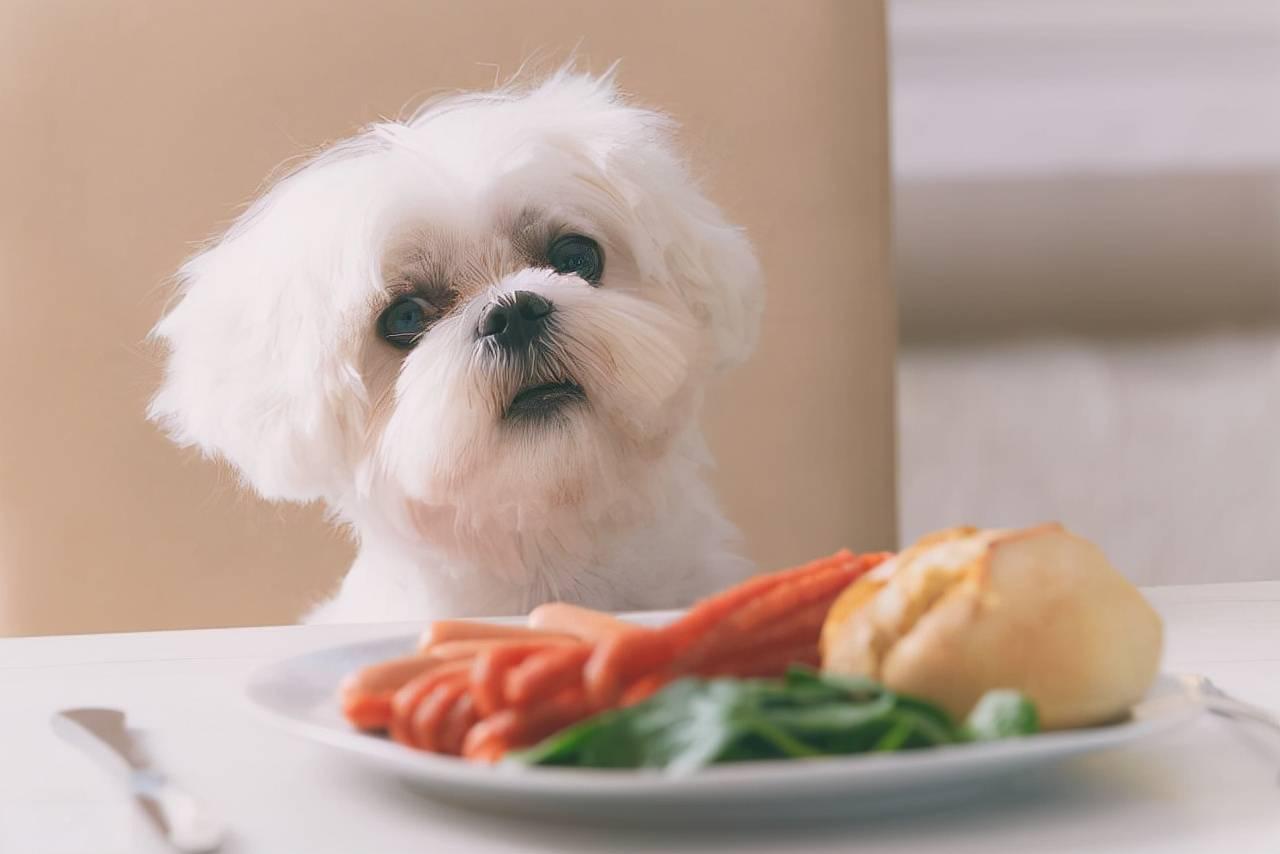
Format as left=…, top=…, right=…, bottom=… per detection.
left=508, top=668, right=1039, bottom=773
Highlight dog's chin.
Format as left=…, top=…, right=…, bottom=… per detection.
left=503, top=379, right=587, bottom=425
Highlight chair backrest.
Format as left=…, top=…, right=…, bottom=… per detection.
left=0, top=0, right=894, bottom=635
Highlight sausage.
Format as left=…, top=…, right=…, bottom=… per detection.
left=419, top=620, right=574, bottom=649
left=338, top=653, right=440, bottom=731
left=340, top=653, right=439, bottom=702
left=424, top=636, right=576, bottom=661
left=527, top=602, right=636, bottom=643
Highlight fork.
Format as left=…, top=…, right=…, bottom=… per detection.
left=1179, top=674, right=1280, bottom=734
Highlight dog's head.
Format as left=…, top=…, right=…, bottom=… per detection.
left=150, top=70, right=761, bottom=533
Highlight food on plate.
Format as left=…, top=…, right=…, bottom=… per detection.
left=527, top=602, right=636, bottom=642
left=340, top=549, right=892, bottom=760
left=419, top=620, right=575, bottom=648
left=821, top=524, right=1163, bottom=729
left=338, top=523, right=1163, bottom=768
left=340, top=626, right=579, bottom=732
left=512, top=668, right=1038, bottom=772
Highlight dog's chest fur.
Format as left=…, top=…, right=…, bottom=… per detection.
left=306, top=439, right=750, bottom=622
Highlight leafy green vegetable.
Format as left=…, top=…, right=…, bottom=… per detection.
left=962, top=690, right=1040, bottom=741
left=508, top=667, right=1039, bottom=773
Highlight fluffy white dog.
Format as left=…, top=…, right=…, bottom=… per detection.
left=150, top=70, right=763, bottom=623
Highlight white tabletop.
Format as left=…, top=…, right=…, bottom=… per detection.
left=2, top=582, right=1278, bottom=854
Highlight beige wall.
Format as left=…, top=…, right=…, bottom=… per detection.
left=0, top=0, right=894, bottom=636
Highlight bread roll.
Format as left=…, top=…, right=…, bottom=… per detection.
left=821, top=524, right=1162, bottom=729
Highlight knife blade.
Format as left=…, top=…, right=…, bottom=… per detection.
left=51, top=708, right=225, bottom=853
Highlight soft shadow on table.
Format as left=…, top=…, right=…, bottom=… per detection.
left=332, top=749, right=1205, bottom=854
left=1228, top=724, right=1280, bottom=787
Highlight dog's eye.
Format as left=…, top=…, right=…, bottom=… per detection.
left=377, top=296, right=433, bottom=349
left=547, top=235, right=604, bottom=285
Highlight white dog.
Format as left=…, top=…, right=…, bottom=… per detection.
left=150, top=70, right=763, bottom=623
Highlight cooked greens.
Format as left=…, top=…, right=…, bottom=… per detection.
left=510, top=668, right=1038, bottom=772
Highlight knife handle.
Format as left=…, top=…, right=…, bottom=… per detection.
left=133, top=770, right=226, bottom=853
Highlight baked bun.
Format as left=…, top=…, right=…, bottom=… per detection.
left=821, top=524, right=1162, bottom=729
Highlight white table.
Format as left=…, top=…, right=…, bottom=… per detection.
left=2, top=582, right=1278, bottom=854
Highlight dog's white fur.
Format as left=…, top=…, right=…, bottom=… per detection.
left=150, top=69, right=763, bottom=623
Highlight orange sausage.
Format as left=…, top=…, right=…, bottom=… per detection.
left=409, top=679, right=469, bottom=752
left=504, top=643, right=592, bottom=707
left=527, top=603, right=637, bottom=643
left=733, top=597, right=831, bottom=648
left=341, top=693, right=395, bottom=732
left=727, top=559, right=875, bottom=634
left=674, top=560, right=876, bottom=670
left=419, top=620, right=574, bottom=650
left=460, top=709, right=520, bottom=761
left=439, top=693, right=478, bottom=756
left=388, top=660, right=469, bottom=746
left=339, top=653, right=441, bottom=731
left=340, top=653, right=439, bottom=699
left=583, top=629, right=675, bottom=708
left=424, top=636, right=576, bottom=661
left=461, top=688, right=591, bottom=761
left=469, top=642, right=561, bottom=717
left=659, top=551, right=859, bottom=654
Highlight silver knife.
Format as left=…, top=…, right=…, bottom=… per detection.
left=51, top=708, right=225, bottom=853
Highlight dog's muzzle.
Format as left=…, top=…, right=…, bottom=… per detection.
left=478, top=291, right=587, bottom=423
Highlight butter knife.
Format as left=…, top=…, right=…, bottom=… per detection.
left=51, top=708, right=225, bottom=853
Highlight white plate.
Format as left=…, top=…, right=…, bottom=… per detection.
left=244, top=620, right=1201, bottom=822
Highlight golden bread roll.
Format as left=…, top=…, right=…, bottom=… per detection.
left=821, top=524, right=1163, bottom=729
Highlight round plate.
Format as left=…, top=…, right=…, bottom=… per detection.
left=243, top=628, right=1201, bottom=822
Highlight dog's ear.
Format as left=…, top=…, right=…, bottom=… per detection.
left=149, top=150, right=380, bottom=503
left=637, top=168, right=764, bottom=371
left=603, top=107, right=763, bottom=371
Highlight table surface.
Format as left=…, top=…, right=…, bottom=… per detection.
left=2, top=582, right=1278, bottom=854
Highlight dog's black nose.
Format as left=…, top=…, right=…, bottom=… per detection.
left=477, top=291, right=552, bottom=349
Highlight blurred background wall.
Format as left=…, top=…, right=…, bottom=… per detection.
left=893, top=0, right=1280, bottom=583
left=0, top=1, right=895, bottom=635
